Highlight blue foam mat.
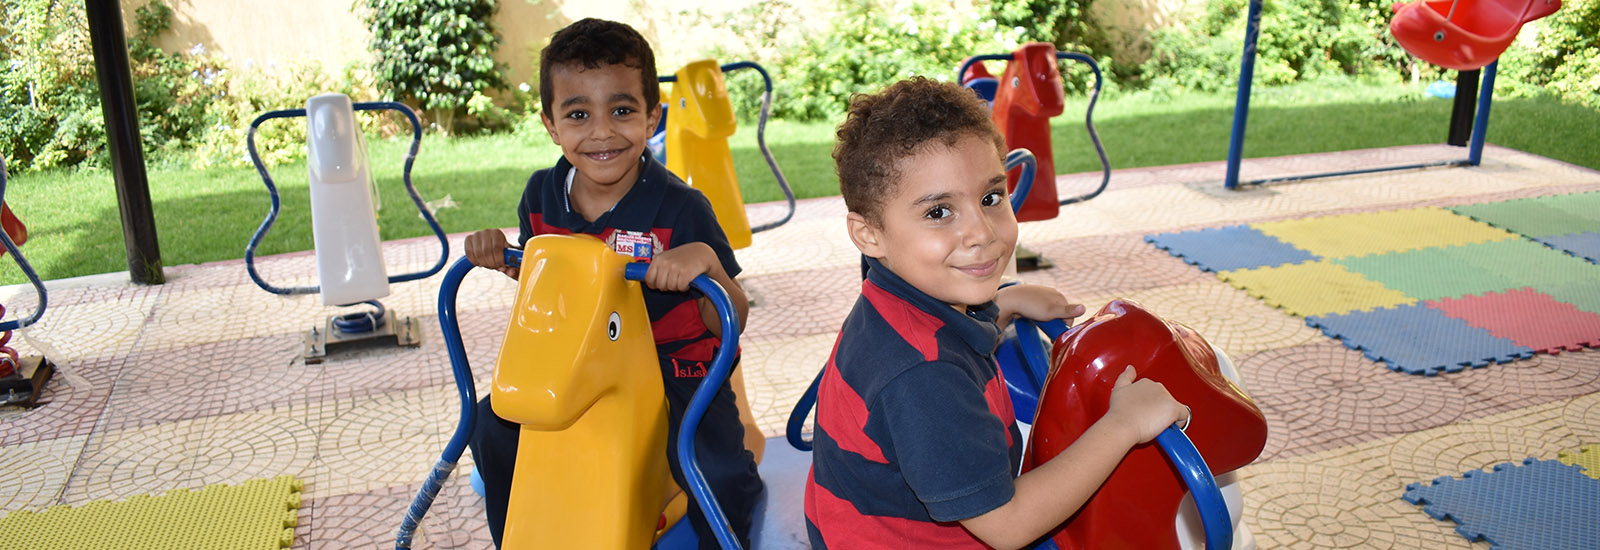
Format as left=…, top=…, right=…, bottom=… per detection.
left=1403, top=458, right=1600, bottom=550
left=1538, top=231, right=1600, bottom=264
left=1145, top=225, right=1318, bottom=272
left=1306, top=303, right=1534, bottom=375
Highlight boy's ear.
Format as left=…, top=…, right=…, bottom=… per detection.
left=846, top=212, right=886, bottom=258
left=540, top=112, right=559, bottom=145
left=644, top=101, right=662, bottom=133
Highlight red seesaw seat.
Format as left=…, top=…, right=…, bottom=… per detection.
left=1390, top=0, right=1561, bottom=70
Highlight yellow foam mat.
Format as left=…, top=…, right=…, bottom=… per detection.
left=1220, top=260, right=1416, bottom=317
left=1254, top=207, right=1518, bottom=259
left=0, top=476, right=301, bottom=550
left=1559, top=444, right=1600, bottom=481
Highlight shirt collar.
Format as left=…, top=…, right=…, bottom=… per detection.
left=863, top=256, right=1002, bottom=355
left=552, top=154, right=668, bottom=232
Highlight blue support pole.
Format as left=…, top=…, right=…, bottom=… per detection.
left=1224, top=0, right=1266, bottom=190
left=1468, top=61, right=1497, bottom=166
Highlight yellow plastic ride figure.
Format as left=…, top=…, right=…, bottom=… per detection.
left=659, top=59, right=796, bottom=251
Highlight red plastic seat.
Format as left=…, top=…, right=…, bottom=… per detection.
left=1390, top=0, right=1561, bottom=70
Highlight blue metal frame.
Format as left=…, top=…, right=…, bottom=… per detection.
left=0, top=156, right=46, bottom=332
left=658, top=61, right=797, bottom=233
left=957, top=52, right=1112, bottom=206
left=244, top=101, right=450, bottom=297
left=1223, top=0, right=1496, bottom=189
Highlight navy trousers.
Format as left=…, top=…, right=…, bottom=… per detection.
left=470, top=364, right=764, bottom=549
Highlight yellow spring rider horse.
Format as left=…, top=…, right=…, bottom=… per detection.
left=398, top=233, right=743, bottom=549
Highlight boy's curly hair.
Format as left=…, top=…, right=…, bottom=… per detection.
left=539, top=18, right=658, bottom=116
left=834, top=77, right=1006, bottom=223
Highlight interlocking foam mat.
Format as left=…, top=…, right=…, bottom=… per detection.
left=1451, top=191, right=1600, bottom=264
left=1147, top=203, right=1600, bottom=375
left=0, top=476, right=301, bottom=550
left=1402, top=451, right=1599, bottom=550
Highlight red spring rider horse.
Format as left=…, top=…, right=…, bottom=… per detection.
left=1026, top=299, right=1268, bottom=549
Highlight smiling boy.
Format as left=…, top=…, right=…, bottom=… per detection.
left=805, top=77, right=1190, bottom=549
left=462, top=18, right=763, bottom=550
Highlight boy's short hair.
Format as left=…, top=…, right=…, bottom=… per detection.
left=538, top=18, right=659, bottom=115
left=834, top=77, right=1006, bottom=223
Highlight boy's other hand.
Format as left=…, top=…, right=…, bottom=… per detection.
left=645, top=242, right=720, bottom=292
left=465, top=228, right=518, bottom=279
left=1104, top=366, right=1189, bottom=445
left=995, top=284, right=1086, bottom=326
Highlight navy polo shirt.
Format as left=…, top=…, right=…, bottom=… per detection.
left=805, top=257, right=1022, bottom=549
left=515, top=154, right=741, bottom=373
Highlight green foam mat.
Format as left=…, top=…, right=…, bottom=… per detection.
left=1447, top=238, right=1600, bottom=290
left=1451, top=198, right=1600, bottom=238
left=1335, top=243, right=1521, bottom=301
left=0, top=476, right=302, bottom=550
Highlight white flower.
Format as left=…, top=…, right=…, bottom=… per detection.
left=189, top=43, right=205, bottom=56
left=518, top=82, right=530, bottom=92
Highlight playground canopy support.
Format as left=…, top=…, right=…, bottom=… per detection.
left=1223, top=0, right=1497, bottom=190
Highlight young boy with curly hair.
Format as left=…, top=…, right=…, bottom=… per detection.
left=462, top=18, right=763, bottom=549
left=805, top=77, right=1190, bottom=549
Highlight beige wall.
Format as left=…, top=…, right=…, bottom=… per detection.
left=123, top=0, right=1188, bottom=98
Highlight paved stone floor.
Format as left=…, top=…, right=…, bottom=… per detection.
left=2, top=144, right=1597, bottom=548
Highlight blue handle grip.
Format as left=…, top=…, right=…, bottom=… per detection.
left=1155, top=425, right=1233, bottom=550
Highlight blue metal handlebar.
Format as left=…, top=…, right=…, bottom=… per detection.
left=629, top=262, right=747, bottom=550
left=396, top=254, right=483, bottom=548
left=659, top=61, right=796, bottom=234
left=1006, top=149, right=1038, bottom=213
left=0, top=155, right=46, bottom=332
left=245, top=101, right=450, bottom=297
left=1156, top=426, right=1233, bottom=550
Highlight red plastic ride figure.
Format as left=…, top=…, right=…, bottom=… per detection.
left=1389, top=0, right=1561, bottom=71
left=1024, top=299, right=1269, bottom=549
left=985, top=42, right=1066, bottom=223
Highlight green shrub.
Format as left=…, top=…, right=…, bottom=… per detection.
left=362, top=0, right=508, bottom=135
left=1498, top=0, right=1599, bottom=108
left=710, top=0, right=1029, bottom=123
left=1139, top=0, right=1423, bottom=95
left=1, top=0, right=103, bottom=171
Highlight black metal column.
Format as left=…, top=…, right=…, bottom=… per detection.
left=85, top=0, right=163, bottom=284
left=1446, top=69, right=1481, bottom=147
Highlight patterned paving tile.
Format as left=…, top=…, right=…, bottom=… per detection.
left=312, top=384, right=464, bottom=499
left=1017, top=232, right=1215, bottom=297
left=0, top=435, right=88, bottom=516
left=741, top=266, right=858, bottom=342
left=0, top=355, right=122, bottom=446
left=1239, top=342, right=1471, bottom=461
left=1, top=292, right=157, bottom=364
left=1239, top=462, right=1466, bottom=549
left=742, top=333, right=835, bottom=438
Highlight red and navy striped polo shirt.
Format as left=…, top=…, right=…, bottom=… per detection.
left=515, top=154, right=740, bottom=374
left=805, top=257, right=1023, bottom=548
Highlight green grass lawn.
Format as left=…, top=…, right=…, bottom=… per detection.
left=4, top=81, right=1598, bottom=285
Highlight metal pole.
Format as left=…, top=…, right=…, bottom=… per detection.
left=1446, top=69, right=1480, bottom=146
left=1468, top=61, right=1496, bottom=166
left=85, top=0, right=164, bottom=284
left=1224, top=0, right=1265, bottom=190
